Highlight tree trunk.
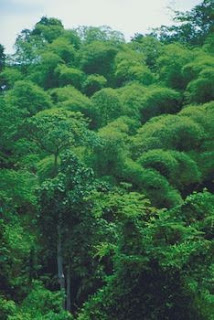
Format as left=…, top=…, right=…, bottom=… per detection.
left=57, top=223, right=65, bottom=309
left=66, top=262, right=71, bottom=312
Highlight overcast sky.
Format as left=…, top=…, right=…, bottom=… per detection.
left=1, top=0, right=201, bottom=54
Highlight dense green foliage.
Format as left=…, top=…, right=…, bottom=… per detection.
left=0, top=1, right=213, bottom=318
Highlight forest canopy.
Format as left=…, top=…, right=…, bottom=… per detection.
left=0, top=1, right=214, bottom=319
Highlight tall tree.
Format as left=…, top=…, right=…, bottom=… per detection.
left=39, top=152, right=96, bottom=311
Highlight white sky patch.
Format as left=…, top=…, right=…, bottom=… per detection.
left=0, top=0, right=201, bottom=54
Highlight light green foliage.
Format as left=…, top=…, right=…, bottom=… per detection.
left=182, top=53, right=214, bottom=83
left=8, top=281, right=73, bottom=320
left=89, top=118, right=129, bottom=177
left=123, top=159, right=182, bottom=208
left=48, top=37, right=76, bottom=64
left=182, top=53, right=214, bottom=103
left=196, top=151, right=214, bottom=182
left=0, top=296, right=16, bottom=320
left=130, top=35, right=163, bottom=69
left=115, top=47, right=145, bottom=66
left=176, top=190, right=214, bottom=227
left=180, top=102, right=214, bottom=182
left=132, top=113, right=205, bottom=156
left=203, top=33, right=214, bottom=54
left=180, top=101, right=214, bottom=125
left=91, top=88, right=123, bottom=127
left=117, top=85, right=181, bottom=123
left=185, top=67, right=214, bottom=103
left=0, top=214, right=35, bottom=287
left=114, top=48, right=155, bottom=86
left=129, top=106, right=209, bottom=199
left=82, top=74, right=107, bottom=96
left=169, top=151, right=201, bottom=189
left=76, top=25, right=125, bottom=44
left=37, top=155, right=58, bottom=180
left=0, top=97, right=24, bottom=163
left=90, top=189, right=152, bottom=221
left=50, top=85, right=93, bottom=117
left=79, top=41, right=118, bottom=81
left=157, top=43, right=193, bottom=89
left=5, top=80, right=53, bottom=116
left=29, top=52, right=63, bottom=88
left=180, top=102, right=214, bottom=144
left=0, top=67, right=23, bottom=89
left=13, top=29, right=45, bottom=67
left=32, top=17, right=64, bottom=43
left=25, top=109, right=89, bottom=164
left=62, top=29, right=81, bottom=49
left=0, top=169, right=37, bottom=209
left=116, top=62, right=155, bottom=86
left=116, top=83, right=147, bottom=120
left=138, top=149, right=181, bottom=179
left=126, top=64, right=155, bottom=85
left=138, top=149, right=201, bottom=190
left=140, top=86, right=181, bottom=122
left=55, top=65, right=84, bottom=89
